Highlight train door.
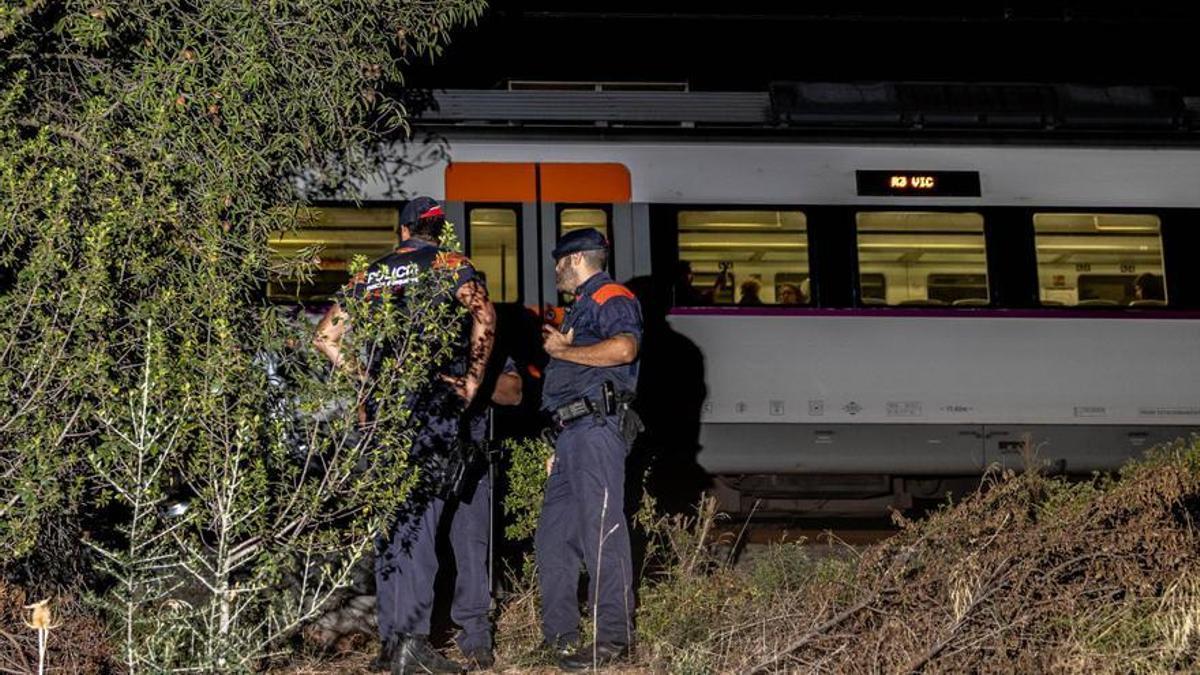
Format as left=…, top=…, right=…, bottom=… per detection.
left=442, top=162, right=634, bottom=398
left=443, top=162, right=633, bottom=308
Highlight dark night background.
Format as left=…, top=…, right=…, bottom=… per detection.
left=408, top=2, right=1200, bottom=92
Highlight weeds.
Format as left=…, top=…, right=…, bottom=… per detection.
left=0, top=582, right=111, bottom=673
left=492, top=436, right=1200, bottom=673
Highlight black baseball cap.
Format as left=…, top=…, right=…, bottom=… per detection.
left=400, top=196, right=444, bottom=227
left=552, top=228, right=608, bottom=259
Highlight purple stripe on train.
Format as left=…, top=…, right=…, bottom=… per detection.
left=668, top=306, right=1200, bottom=320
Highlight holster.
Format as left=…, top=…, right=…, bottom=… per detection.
left=617, top=403, right=644, bottom=444
left=440, top=438, right=489, bottom=501
left=605, top=381, right=643, bottom=444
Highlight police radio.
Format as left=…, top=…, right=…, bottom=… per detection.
left=602, top=381, right=617, bottom=416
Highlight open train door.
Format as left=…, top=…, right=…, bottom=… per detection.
left=443, top=162, right=634, bottom=309
left=442, top=162, right=634, bottom=422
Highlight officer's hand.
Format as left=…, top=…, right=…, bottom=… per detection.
left=542, top=326, right=575, bottom=358
left=545, top=453, right=555, bottom=476
left=439, top=374, right=478, bottom=404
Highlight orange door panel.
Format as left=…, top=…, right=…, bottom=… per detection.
left=444, top=162, right=630, bottom=203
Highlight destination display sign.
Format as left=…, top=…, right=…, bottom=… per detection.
left=856, top=170, right=982, bottom=197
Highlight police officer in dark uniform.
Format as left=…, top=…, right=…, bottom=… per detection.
left=313, top=197, right=495, bottom=675
left=535, top=228, right=642, bottom=670
left=448, top=357, right=521, bottom=670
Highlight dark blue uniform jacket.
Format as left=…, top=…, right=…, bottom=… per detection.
left=341, top=237, right=478, bottom=378
left=542, top=271, right=642, bottom=411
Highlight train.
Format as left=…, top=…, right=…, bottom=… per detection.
left=269, top=88, right=1200, bottom=513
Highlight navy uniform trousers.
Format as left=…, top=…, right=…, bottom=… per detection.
left=535, top=415, right=634, bottom=646
left=375, top=411, right=493, bottom=650
left=375, top=411, right=457, bottom=641
left=448, top=469, right=492, bottom=653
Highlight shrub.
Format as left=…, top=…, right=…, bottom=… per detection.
left=1, top=1, right=485, bottom=669
left=501, top=436, right=554, bottom=542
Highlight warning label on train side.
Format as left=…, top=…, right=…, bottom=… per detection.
left=1074, top=406, right=1107, bottom=418
left=1138, top=406, right=1200, bottom=417
left=886, top=401, right=923, bottom=417
left=940, top=404, right=974, bottom=414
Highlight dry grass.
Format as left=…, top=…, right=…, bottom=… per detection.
left=172, top=436, right=1200, bottom=673
left=0, top=581, right=112, bottom=673
left=281, top=436, right=1200, bottom=673
left=610, top=436, right=1200, bottom=673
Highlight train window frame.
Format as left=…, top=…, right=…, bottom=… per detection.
left=853, top=209, right=991, bottom=308
left=464, top=202, right=524, bottom=304
left=1030, top=211, right=1169, bottom=309
left=671, top=206, right=812, bottom=307
left=266, top=201, right=402, bottom=304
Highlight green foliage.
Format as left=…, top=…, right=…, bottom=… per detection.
left=501, top=436, right=554, bottom=541
left=0, top=0, right=485, bottom=670
left=745, top=541, right=819, bottom=594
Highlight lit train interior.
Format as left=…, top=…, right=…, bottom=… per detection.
left=1033, top=213, right=1166, bottom=306
left=267, top=206, right=1170, bottom=309
left=678, top=210, right=1167, bottom=308
left=677, top=210, right=810, bottom=305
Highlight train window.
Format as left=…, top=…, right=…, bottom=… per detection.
left=559, top=208, right=610, bottom=241
left=855, top=212, right=988, bottom=307
left=467, top=207, right=521, bottom=302
left=268, top=206, right=398, bottom=301
left=860, top=273, right=887, bottom=304
left=676, top=210, right=809, bottom=306
left=928, top=273, right=988, bottom=304
left=558, top=207, right=612, bottom=277
left=1033, top=213, right=1166, bottom=306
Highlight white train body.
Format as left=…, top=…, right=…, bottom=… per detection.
left=287, top=134, right=1200, bottom=503
left=394, top=141, right=1200, bottom=209
left=675, top=312, right=1199, bottom=475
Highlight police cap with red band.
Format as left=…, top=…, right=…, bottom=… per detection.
left=400, top=196, right=444, bottom=227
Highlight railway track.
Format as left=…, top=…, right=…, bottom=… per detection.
left=713, top=515, right=900, bottom=564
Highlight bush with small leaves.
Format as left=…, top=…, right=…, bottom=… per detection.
left=1, top=1, right=484, bottom=670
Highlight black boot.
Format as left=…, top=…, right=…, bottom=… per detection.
left=461, top=646, right=495, bottom=671
left=557, top=642, right=631, bottom=671
left=391, top=634, right=464, bottom=674
left=370, top=634, right=398, bottom=672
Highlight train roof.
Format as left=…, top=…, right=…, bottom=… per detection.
left=406, top=82, right=1200, bottom=146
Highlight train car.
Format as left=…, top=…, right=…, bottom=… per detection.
left=269, top=117, right=1200, bottom=513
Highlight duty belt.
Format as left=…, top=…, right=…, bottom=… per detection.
left=550, top=397, right=600, bottom=428
left=550, top=382, right=637, bottom=428
left=547, top=383, right=642, bottom=444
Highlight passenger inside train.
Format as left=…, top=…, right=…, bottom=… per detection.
left=1134, top=272, right=1165, bottom=303
left=672, top=260, right=728, bottom=306
left=738, top=278, right=764, bottom=305
left=676, top=210, right=810, bottom=306
left=776, top=283, right=802, bottom=305
left=1035, top=213, right=1167, bottom=307
left=669, top=209, right=1171, bottom=310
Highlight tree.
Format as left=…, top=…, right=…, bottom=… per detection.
left=0, top=0, right=485, bottom=668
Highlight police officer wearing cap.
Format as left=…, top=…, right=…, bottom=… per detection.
left=313, top=196, right=495, bottom=674
left=535, top=227, right=643, bottom=670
